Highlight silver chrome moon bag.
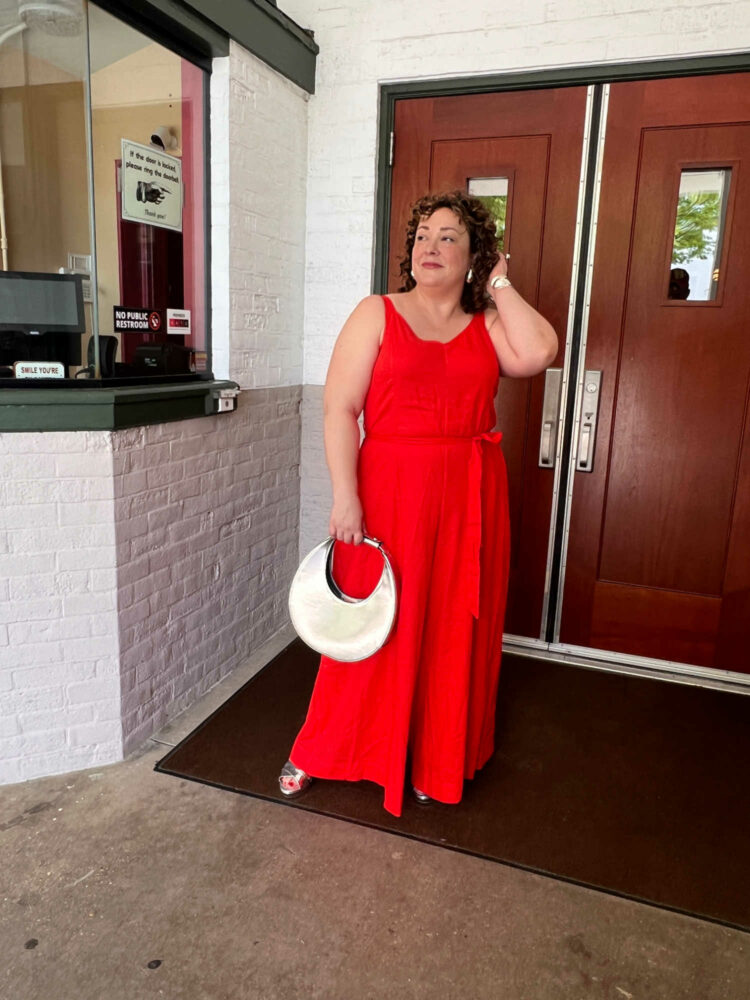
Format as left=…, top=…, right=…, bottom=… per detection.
left=288, top=536, right=398, bottom=662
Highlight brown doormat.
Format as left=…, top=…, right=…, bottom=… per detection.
left=155, top=640, right=750, bottom=932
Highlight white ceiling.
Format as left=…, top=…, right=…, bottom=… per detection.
left=0, top=1, right=152, bottom=79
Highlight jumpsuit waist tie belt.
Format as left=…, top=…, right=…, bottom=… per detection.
left=365, top=431, right=503, bottom=618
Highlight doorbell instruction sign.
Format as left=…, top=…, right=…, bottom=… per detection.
left=121, top=139, right=182, bottom=233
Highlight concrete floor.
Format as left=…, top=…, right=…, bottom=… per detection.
left=2, top=631, right=749, bottom=1000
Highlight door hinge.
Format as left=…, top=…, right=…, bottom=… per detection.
left=388, top=130, right=394, bottom=167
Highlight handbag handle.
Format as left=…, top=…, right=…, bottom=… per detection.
left=325, top=535, right=389, bottom=602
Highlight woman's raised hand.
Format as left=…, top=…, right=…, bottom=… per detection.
left=329, top=492, right=365, bottom=546
left=486, top=252, right=509, bottom=289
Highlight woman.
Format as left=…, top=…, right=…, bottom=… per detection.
left=280, top=191, right=557, bottom=816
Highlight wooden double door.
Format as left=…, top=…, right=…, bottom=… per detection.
left=387, top=74, right=750, bottom=675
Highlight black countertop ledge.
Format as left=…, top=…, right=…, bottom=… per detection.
left=0, top=379, right=240, bottom=432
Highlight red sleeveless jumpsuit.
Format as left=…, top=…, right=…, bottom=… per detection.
left=291, top=296, right=511, bottom=816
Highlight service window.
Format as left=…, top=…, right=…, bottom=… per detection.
left=0, top=0, right=209, bottom=383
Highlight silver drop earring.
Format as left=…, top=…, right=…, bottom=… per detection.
left=466, top=267, right=474, bottom=283
left=410, top=269, right=415, bottom=279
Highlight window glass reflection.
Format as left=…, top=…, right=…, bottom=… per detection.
left=0, top=1, right=208, bottom=381
left=0, top=0, right=90, bottom=378
left=668, top=168, right=730, bottom=301
left=89, top=3, right=206, bottom=377
left=468, top=177, right=508, bottom=250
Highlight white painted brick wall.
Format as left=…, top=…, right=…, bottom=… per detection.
left=0, top=433, right=121, bottom=786
left=114, top=388, right=301, bottom=754
left=283, top=0, right=750, bottom=384
left=211, top=43, right=308, bottom=390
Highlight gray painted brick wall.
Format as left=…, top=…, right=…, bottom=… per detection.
left=114, top=387, right=301, bottom=754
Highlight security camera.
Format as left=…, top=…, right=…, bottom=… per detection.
left=150, top=125, right=176, bottom=151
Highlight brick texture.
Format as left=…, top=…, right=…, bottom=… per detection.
left=299, top=385, right=330, bottom=558
left=0, top=386, right=301, bottom=786
left=211, top=43, right=308, bottom=390
left=0, top=432, right=121, bottom=786
left=113, top=388, right=301, bottom=754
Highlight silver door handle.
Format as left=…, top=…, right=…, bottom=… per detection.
left=538, top=368, right=562, bottom=468
left=578, top=424, right=592, bottom=466
left=576, top=370, right=602, bottom=473
left=540, top=420, right=554, bottom=464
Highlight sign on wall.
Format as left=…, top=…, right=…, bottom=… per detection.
left=167, top=308, right=191, bottom=335
left=114, top=306, right=162, bottom=332
left=121, top=139, right=182, bottom=233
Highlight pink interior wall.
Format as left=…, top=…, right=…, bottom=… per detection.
left=181, top=60, right=205, bottom=355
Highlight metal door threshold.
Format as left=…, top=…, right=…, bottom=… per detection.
left=502, top=635, right=750, bottom=696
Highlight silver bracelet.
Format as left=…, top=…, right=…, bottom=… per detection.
left=490, top=275, right=512, bottom=291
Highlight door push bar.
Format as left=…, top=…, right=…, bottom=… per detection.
left=538, top=368, right=562, bottom=468
left=576, top=370, right=602, bottom=473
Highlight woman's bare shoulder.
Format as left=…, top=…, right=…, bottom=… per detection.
left=337, top=295, right=386, bottom=347
left=352, top=293, right=387, bottom=316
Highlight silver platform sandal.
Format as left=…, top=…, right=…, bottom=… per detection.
left=279, top=760, right=313, bottom=798
left=412, top=786, right=431, bottom=804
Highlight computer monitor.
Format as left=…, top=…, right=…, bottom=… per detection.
left=0, top=271, right=85, bottom=372
left=0, top=270, right=85, bottom=335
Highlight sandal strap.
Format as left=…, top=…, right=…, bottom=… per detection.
left=281, top=760, right=307, bottom=781
left=279, top=760, right=310, bottom=793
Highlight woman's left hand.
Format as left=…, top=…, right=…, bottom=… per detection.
left=486, top=252, right=509, bottom=290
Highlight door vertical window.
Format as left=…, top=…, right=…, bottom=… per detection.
left=467, top=176, right=509, bottom=249
left=668, top=168, right=731, bottom=301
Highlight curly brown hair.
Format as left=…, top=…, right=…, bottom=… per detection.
left=397, top=190, right=500, bottom=313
